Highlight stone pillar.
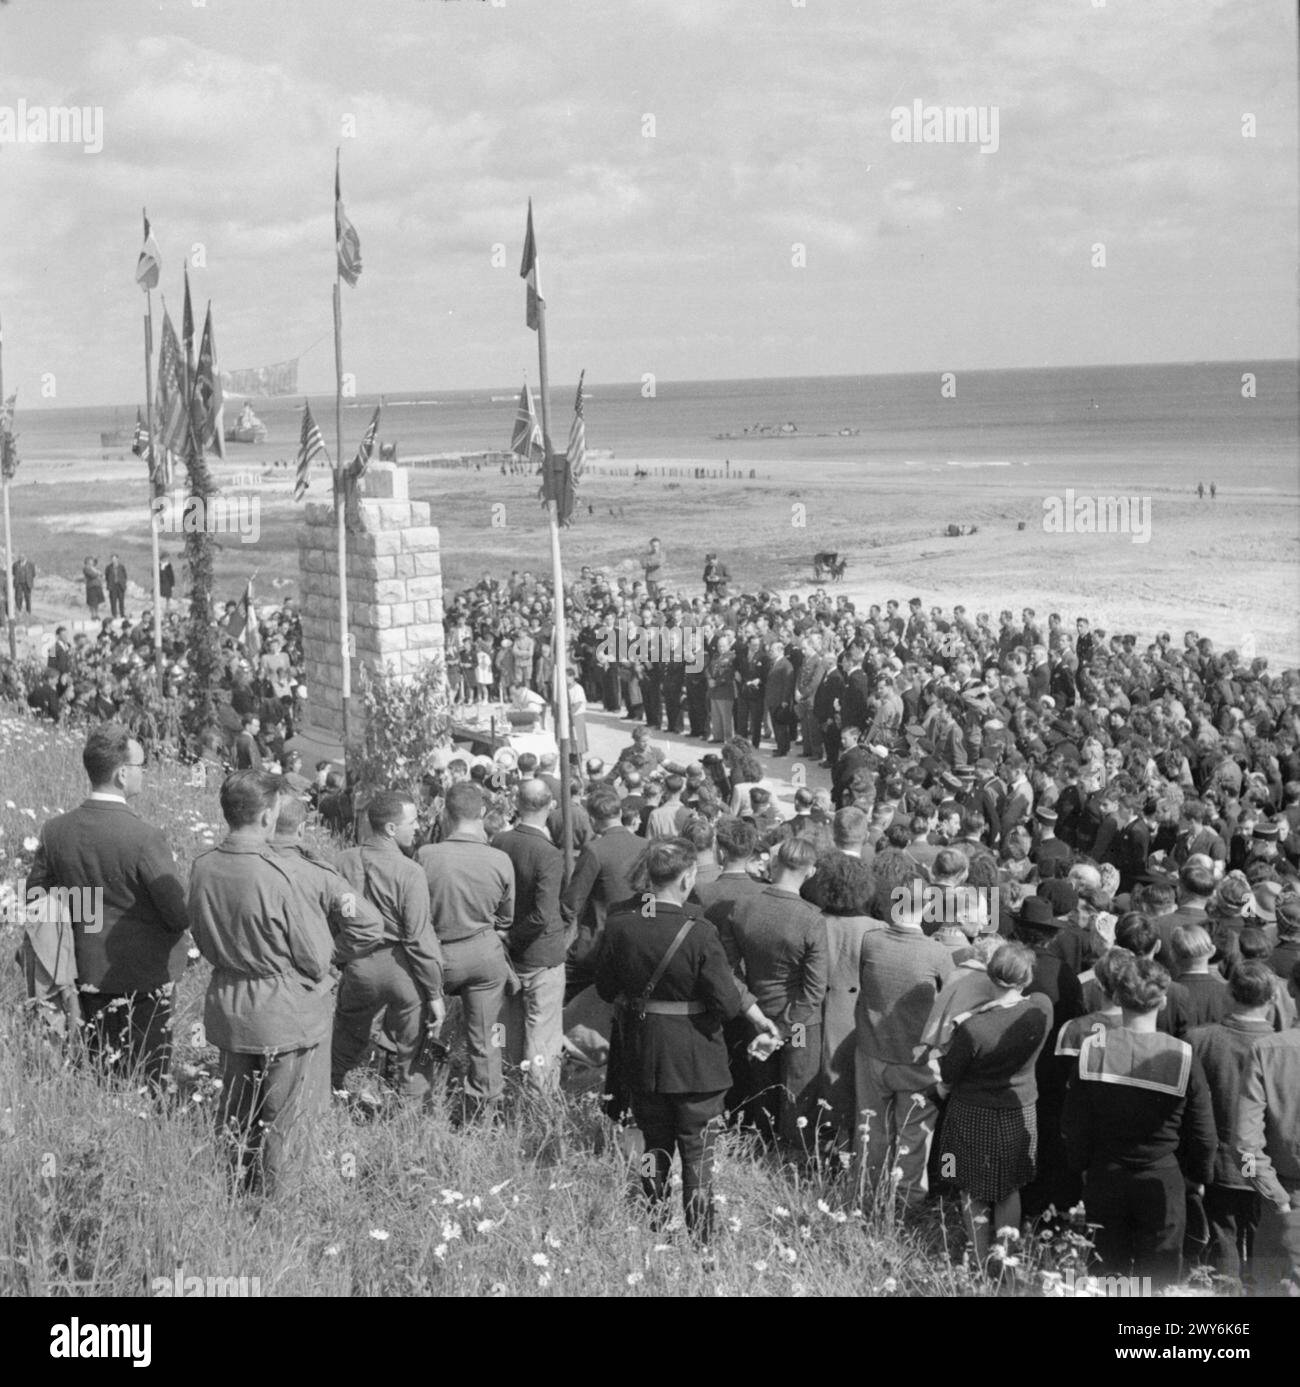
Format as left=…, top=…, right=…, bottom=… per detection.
left=297, top=463, right=444, bottom=751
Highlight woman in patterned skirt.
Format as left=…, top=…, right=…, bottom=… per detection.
left=939, top=942, right=1053, bottom=1268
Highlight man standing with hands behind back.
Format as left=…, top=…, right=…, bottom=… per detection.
left=28, top=723, right=189, bottom=1084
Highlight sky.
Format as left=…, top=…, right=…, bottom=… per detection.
left=0, top=0, right=1296, bottom=408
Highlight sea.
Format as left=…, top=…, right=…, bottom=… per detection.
left=12, top=361, right=1299, bottom=479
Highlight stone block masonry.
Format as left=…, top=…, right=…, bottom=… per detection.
left=296, top=463, right=445, bottom=747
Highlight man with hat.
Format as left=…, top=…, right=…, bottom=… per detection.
left=1030, top=804, right=1070, bottom=875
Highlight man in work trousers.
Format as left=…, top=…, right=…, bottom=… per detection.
left=493, top=779, right=571, bottom=1094
left=332, top=789, right=446, bottom=1098
left=417, top=781, right=515, bottom=1119
left=188, top=771, right=383, bottom=1196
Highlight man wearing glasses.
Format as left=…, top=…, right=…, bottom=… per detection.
left=27, top=723, right=189, bottom=1084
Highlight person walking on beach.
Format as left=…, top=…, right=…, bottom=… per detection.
left=1210, top=481, right=1217, bottom=499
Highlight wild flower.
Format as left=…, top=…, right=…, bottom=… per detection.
left=778, top=1245, right=797, bottom=1265
left=324, top=1246, right=340, bottom=1258
left=531, top=1252, right=549, bottom=1269
left=440, top=1189, right=463, bottom=1204
left=433, top=1244, right=448, bottom=1260
left=773, top=1205, right=790, bottom=1219
left=537, top=1273, right=552, bottom=1289
left=369, top=1229, right=390, bottom=1241
left=752, top=1260, right=768, bottom=1273
left=441, top=1220, right=462, bottom=1242
left=489, top=1180, right=511, bottom=1196
left=475, top=1219, right=496, bottom=1234
left=795, top=1116, right=808, bottom=1129
left=626, top=1272, right=644, bottom=1286
left=882, top=1276, right=898, bottom=1293
left=544, top=1231, right=562, bottom=1249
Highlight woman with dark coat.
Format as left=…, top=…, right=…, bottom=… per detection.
left=939, top=941, right=1053, bottom=1267
left=83, top=556, right=105, bottom=618
left=595, top=838, right=778, bottom=1240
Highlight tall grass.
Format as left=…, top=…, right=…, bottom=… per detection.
left=0, top=710, right=1035, bottom=1298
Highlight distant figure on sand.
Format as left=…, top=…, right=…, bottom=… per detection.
left=1210, top=481, right=1217, bottom=499
left=1197, top=482, right=1204, bottom=500
left=83, top=556, right=105, bottom=619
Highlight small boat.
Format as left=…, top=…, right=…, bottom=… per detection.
left=225, top=403, right=268, bottom=444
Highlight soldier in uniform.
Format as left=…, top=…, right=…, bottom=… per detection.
left=595, top=838, right=778, bottom=1241
left=188, top=771, right=384, bottom=1196
left=331, top=790, right=446, bottom=1100
left=1062, top=954, right=1218, bottom=1286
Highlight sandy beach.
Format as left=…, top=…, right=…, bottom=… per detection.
left=8, top=446, right=1300, bottom=667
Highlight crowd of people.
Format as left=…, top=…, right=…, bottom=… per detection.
left=12, top=555, right=1300, bottom=1296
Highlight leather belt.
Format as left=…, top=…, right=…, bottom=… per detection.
left=641, top=1000, right=705, bottom=1016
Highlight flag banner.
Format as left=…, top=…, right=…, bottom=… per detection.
left=510, top=380, right=544, bottom=461
left=131, top=408, right=149, bottom=457
left=336, top=156, right=362, bottom=287
left=347, top=405, right=382, bottom=481
left=520, top=200, right=543, bottom=330
left=182, top=269, right=196, bottom=366
left=540, top=443, right=575, bottom=527
left=220, top=358, right=299, bottom=397
left=567, top=370, right=587, bottom=484
left=0, top=390, right=16, bottom=433
left=135, top=212, right=161, bottom=293
left=194, top=305, right=226, bottom=459
left=155, top=309, right=188, bottom=454
left=242, top=578, right=261, bottom=662
left=294, top=400, right=328, bottom=501
left=0, top=427, right=18, bottom=481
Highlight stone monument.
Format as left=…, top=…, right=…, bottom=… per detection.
left=296, top=462, right=445, bottom=757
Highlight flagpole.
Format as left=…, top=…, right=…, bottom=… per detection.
left=532, top=251, right=573, bottom=878
left=333, top=248, right=351, bottom=754
left=143, top=278, right=163, bottom=695
left=0, top=308, right=15, bottom=661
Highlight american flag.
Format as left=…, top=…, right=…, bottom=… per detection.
left=567, top=370, right=587, bottom=484
left=335, top=152, right=362, bottom=287
left=155, top=308, right=188, bottom=454
left=520, top=199, right=543, bottom=330
left=194, top=305, right=226, bottom=459
left=293, top=401, right=328, bottom=501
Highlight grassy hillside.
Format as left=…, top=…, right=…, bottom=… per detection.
left=0, top=711, right=1083, bottom=1298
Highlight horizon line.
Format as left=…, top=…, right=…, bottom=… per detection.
left=13, top=355, right=1300, bottom=415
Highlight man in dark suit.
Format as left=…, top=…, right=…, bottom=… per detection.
left=28, top=723, right=190, bottom=1084
left=562, top=787, right=644, bottom=999
left=831, top=725, right=874, bottom=809
left=595, top=838, right=778, bottom=1240
left=233, top=714, right=263, bottom=770
left=47, top=625, right=72, bottom=677
left=105, top=553, right=128, bottom=619
left=13, top=551, right=34, bottom=614
left=159, top=553, right=176, bottom=609
left=493, top=779, right=571, bottom=1093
